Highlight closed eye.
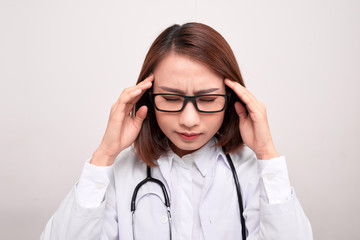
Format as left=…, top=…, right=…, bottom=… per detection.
left=198, top=97, right=217, bottom=102
left=163, top=96, right=182, bottom=102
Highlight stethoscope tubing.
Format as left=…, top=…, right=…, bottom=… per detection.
left=131, top=152, right=247, bottom=240
left=225, top=153, right=247, bottom=239
left=131, top=167, right=170, bottom=212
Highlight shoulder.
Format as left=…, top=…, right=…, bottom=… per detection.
left=112, top=146, right=146, bottom=174
left=228, top=145, right=259, bottom=181
left=229, top=145, right=257, bottom=167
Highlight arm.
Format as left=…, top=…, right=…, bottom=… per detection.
left=40, top=162, right=117, bottom=240
left=255, top=156, right=312, bottom=240
left=41, top=75, right=154, bottom=239
left=225, top=79, right=313, bottom=239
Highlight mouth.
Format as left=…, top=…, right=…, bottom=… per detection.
left=177, top=132, right=202, bottom=140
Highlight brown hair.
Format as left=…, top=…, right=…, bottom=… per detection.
left=134, top=22, right=245, bottom=166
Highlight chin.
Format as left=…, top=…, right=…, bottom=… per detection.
left=170, top=139, right=208, bottom=155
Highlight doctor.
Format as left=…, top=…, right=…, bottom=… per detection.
left=41, top=22, right=313, bottom=239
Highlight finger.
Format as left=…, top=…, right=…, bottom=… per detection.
left=129, top=75, right=154, bottom=104
left=116, top=84, right=152, bottom=118
left=224, top=79, right=262, bottom=114
left=113, top=75, right=154, bottom=115
left=120, top=74, right=154, bottom=99
left=133, top=105, right=148, bottom=128
left=234, top=101, right=248, bottom=121
left=124, top=81, right=152, bottom=97
left=131, top=82, right=152, bottom=105
left=225, top=78, right=253, bottom=101
left=119, top=87, right=143, bottom=104
left=140, top=74, right=155, bottom=84
left=119, top=80, right=152, bottom=104
left=110, top=88, right=141, bottom=117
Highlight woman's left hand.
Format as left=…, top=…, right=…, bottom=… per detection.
left=224, top=79, right=279, bottom=160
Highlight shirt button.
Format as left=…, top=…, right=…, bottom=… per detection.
left=266, top=174, right=274, bottom=181
left=95, top=182, right=103, bottom=189
left=161, top=214, right=168, bottom=223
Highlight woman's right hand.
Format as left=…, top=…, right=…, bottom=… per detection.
left=90, top=74, right=154, bottom=166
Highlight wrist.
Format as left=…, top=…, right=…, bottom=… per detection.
left=256, top=148, right=279, bottom=160
left=90, top=148, right=117, bottom=166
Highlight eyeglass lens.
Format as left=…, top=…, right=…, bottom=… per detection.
left=154, top=94, right=226, bottom=112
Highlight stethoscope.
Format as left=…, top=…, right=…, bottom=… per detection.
left=130, top=150, right=247, bottom=240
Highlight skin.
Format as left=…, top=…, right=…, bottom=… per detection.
left=91, top=53, right=278, bottom=166
left=224, top=79, right=279, bottom=160
left=153, top=53, right=226, bottom=157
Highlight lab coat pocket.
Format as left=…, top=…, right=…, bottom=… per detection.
left=132, top=182, right=170, bottom=240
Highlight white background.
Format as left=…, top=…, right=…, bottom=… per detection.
left=1, top=0, right=359, bottom=239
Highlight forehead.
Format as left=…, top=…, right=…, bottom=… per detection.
left=153, top=53, right=224, bottom=90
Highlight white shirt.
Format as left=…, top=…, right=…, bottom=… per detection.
left=41, top=139, right=313, bottom=240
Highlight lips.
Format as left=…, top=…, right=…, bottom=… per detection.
left=177, top=132, right=201, bottom=140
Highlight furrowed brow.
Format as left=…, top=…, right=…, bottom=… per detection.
left=194, top=88, right=220, bottom=95
left=159, top=86, right=220, bottom=95
left=159, top=86, right=185, bottom=94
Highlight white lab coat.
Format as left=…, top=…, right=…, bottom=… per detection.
left=41, top=144, right=313, bottom=240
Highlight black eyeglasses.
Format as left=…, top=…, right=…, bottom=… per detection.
left=151, top=93, right=230, bottom=113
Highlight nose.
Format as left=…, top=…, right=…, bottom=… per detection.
left=178, top=100, right=200, bottom=128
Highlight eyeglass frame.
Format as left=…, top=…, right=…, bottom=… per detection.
left=150, top=92, right=231, bottom=113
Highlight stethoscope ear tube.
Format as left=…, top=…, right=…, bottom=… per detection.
left=131, top=166, right=171, bottom=212
left=131, top=166, right=172, bottom=239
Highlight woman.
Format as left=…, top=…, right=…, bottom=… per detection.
left=41, top=22, right=313, bottom=239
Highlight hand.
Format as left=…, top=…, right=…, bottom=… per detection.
left=224, top=79, right=279, bottom=160
left=91, top=75, right=154, bottom=166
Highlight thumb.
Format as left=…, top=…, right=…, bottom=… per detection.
left=234, top=101, right=247, bottom=121
left=133, top=105, right=148, bottom=128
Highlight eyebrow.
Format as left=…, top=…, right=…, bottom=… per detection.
left=159, top=86, right=220, bottom=95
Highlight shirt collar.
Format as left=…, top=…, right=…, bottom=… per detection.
left=157, top=138, right=230, bottom=177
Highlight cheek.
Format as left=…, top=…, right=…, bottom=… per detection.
left=207, top=114, right=225, bottom=136
left=207, top=112, right=225, bottom=127
left=155, top=111, right=171, bottom=132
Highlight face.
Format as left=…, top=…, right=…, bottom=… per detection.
left=153, top=53, right=226, bottom=157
